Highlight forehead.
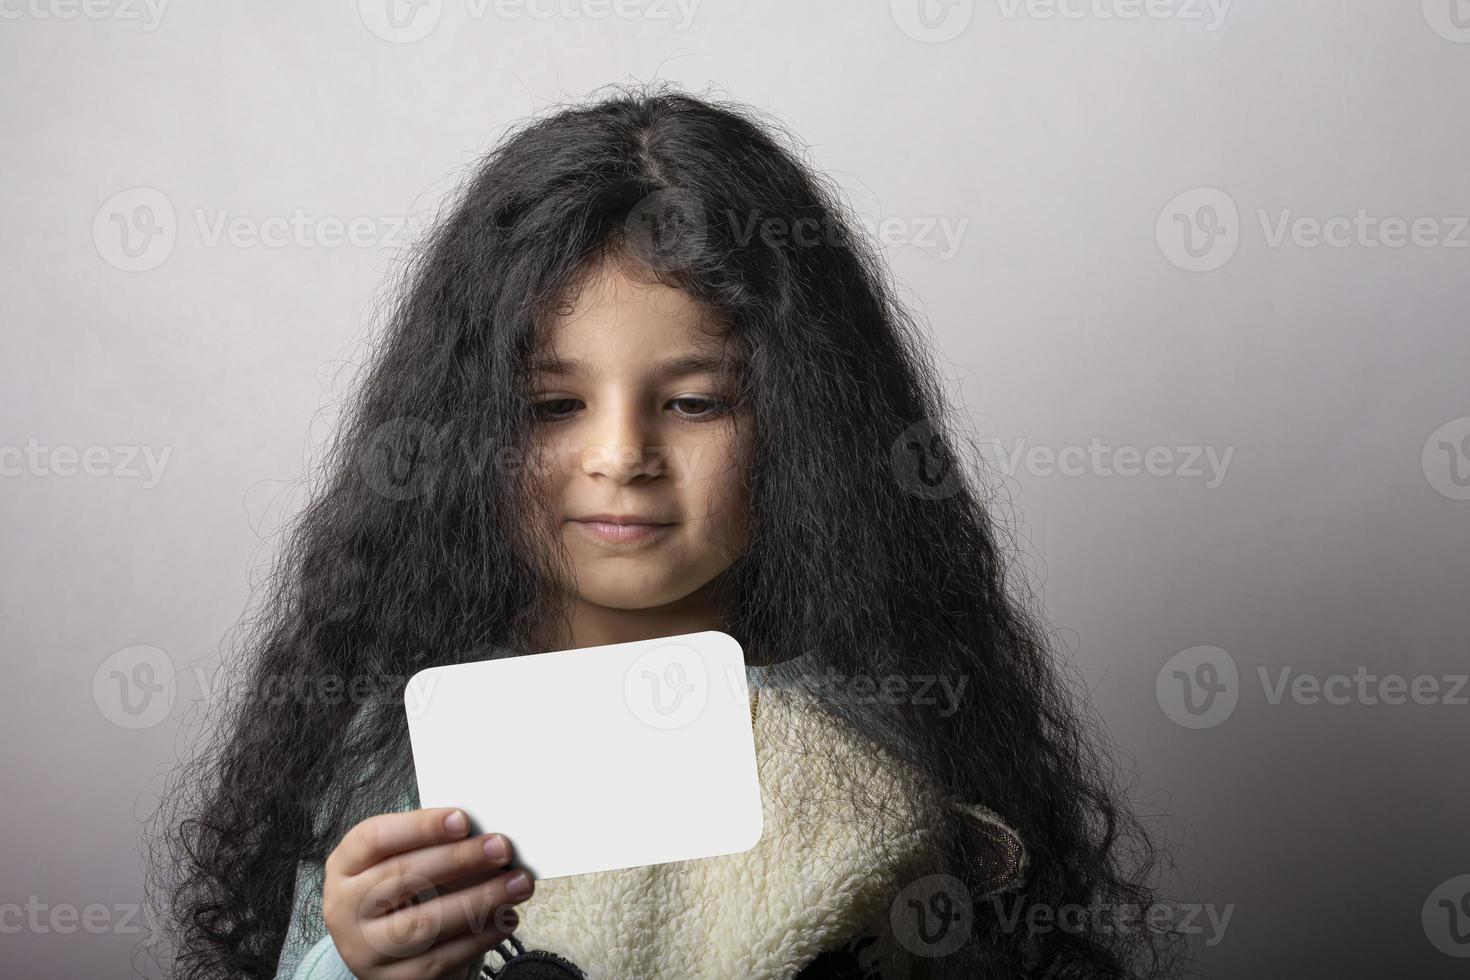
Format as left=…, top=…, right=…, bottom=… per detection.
left=533, top=255, right=734, bottom=372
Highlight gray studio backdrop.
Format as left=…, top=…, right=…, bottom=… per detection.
left=3, top=2, right=1468, bottom=978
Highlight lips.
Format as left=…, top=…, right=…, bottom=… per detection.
left=568, top=513, right=675, bottom=544
left=571, top=513, right=674, bottom=525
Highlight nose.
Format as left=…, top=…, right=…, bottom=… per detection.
left=578, top=395, right=664, bottom=484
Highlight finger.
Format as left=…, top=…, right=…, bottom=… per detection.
left=380, top=908, right=520, bottom=980
left=363, top=833, right=515, bottom=917
left=329, top=808, right=471, bottom=878
left=363, top=868, right=534, bottom=959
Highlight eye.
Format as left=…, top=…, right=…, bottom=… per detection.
left=530, top=397, right=582, bottom=423
left=669, top=395, right=732, bottom=421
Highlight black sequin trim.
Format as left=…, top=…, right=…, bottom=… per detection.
left=479, top=934, right=587, bottom=979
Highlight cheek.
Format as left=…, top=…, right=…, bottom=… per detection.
left=524, top=435, right=573, bottom=489
left=684, top=444, right=749, bottom=551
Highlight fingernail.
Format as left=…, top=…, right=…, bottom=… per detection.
left=505, top=870, right=532, bottom=899
left=483, top=834, right=508, bottom=863
left=445, top=810, right=467, bottom=835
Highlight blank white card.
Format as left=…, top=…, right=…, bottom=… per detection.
left=404, top=630, right=764, bottom=880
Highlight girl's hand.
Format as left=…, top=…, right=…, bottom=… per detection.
left=322, top=807, right=536, bottom=980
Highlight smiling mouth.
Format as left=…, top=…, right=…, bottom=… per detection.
left=568, top=519, right=674, bottom=544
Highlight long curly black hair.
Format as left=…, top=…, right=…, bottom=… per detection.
left=145, top=83, right=1188, bottom=980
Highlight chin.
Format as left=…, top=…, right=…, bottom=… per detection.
left=576, top=578, right=670, bottom=610
left=579, top=574, right=708, bottom=612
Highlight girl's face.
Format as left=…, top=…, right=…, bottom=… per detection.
left=523, top=255, right=750, bottom=613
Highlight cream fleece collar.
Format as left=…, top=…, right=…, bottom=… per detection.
left=486, top=685, right=1026, bottom=979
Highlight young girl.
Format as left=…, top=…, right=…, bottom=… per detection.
left=150, top=85, right=1185, bottom=980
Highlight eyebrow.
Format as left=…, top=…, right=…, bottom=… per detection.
left=530, top=352, right=740, bottom=378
